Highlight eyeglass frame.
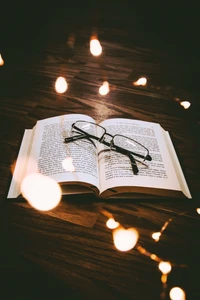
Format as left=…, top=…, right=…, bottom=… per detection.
left=64, top=120, right=152, bottom=175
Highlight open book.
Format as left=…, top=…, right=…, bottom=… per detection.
left=7, top=114, right=192, bottom=199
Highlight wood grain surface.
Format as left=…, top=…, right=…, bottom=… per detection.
left=1, top=2, right=200, bottom=299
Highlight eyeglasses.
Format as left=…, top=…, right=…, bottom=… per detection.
left=64, top=120, right=152, bottom=175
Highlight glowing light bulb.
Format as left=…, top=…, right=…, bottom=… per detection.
left=196, top=208, right=200, bottom=214
left=0, top=54, right=4, bottom=66
left=106, top=218, right=120, bottom=229
left=90, top=39, right=102, bottom=56
left=180, top=101, right=191, bottom=109
left=133, top=77, right=147, bottom=86
left=152, top=232, right=161, bottom=241
left=62, top=157, right=75, bottom=172
left=21, top=173, right=61, bottom=211
left=113, top=227, right=139, bottom=252
left=158, top=261, right=172, bottom=274
left=99, top=81, right=110, bottom=95
left=55, top=77, right=68, bottom=93
left=169, top=287, right=186, bottom=300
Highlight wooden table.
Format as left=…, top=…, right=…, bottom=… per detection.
left=1, top=2, right=200, bottom=299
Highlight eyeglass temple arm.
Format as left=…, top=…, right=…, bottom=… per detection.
left=65, top=134, right=87, bottom=143
left=115, top=148, right=139, bottom=175
left=65, top=134, right=97, bottom=148
left=114, top=144, right=152, bottom=162
left=65, top=131, right=101, bottom=143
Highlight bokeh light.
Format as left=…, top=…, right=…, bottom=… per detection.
left=180, top=101, right=191, bottom=109
left=158, top=261, right=172, bottom=274
left=152, top=231, right=161, bottom=241
left=133, top=77, right=147, bottom=86
left=99, top=81, right=110, bottom=95
left=113, top=227, right=139, bottom=251
left=169, top=287, right=186, bottom=300
left=62, top=157, right=75, bottom=172
left=21, top=173, right=61, bottom=211
left=196, top=208, right=200, bottom=214
left=106, top=218, right=120, bottom=229
left=55, top=76, right=68, bottom=93
left=0, top=54, right=4, bottom=66
left=90, top=38, right=102, bottom=56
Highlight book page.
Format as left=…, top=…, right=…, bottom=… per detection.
left=7, top=128, right=35, bottom=198
left=98, top=118, right=183, bottom=195
left=162, top=131, right=192, bottom=198
left=25, top=114, right=100, bottom=191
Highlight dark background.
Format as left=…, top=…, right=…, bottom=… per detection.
left=1, top=1, right=200, bottom=97
left=1, top=1, right=200, bottom=52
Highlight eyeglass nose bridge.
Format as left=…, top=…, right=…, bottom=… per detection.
left=99, top=132, right=114, bottom=145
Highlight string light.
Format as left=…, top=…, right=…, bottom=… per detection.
left=180, top=101, right=191, bottom=109
left=152, top=218, right=172, bottom=242
left=196, top=208, right=200, bottom=214
left=152, top=231, right=161, bottom=241
left=106, top=218, right=120, bottom=229
left=169, top=287, right=186, bottom=300
left=103, top=210, right=182, bottom=294
left=103, top=210, right=185, bottom=297
left=133, top=77, right=147, bottom=86
left=55, top=76, right=68, bottom=93
left=136, top=245, right=161, bottom=262
left=159, top=261, right=172, bottom=275
left=0, top=54, right=4, bottom=66
left=21, top=173, right=61, bottom=211
left=150, top=253, right=160, bottom=262
left=99, top=81, right=110, bottom=95
left=90, top=38, right=102, bottom=56
left=101, top=209, right=113, bottom=219
left=113, top=226, right=139, bottom=251
left=158, top=260, right=172, bottom=300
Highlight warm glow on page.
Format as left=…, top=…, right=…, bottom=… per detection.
left=62, top=157, right=75, bottom=172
